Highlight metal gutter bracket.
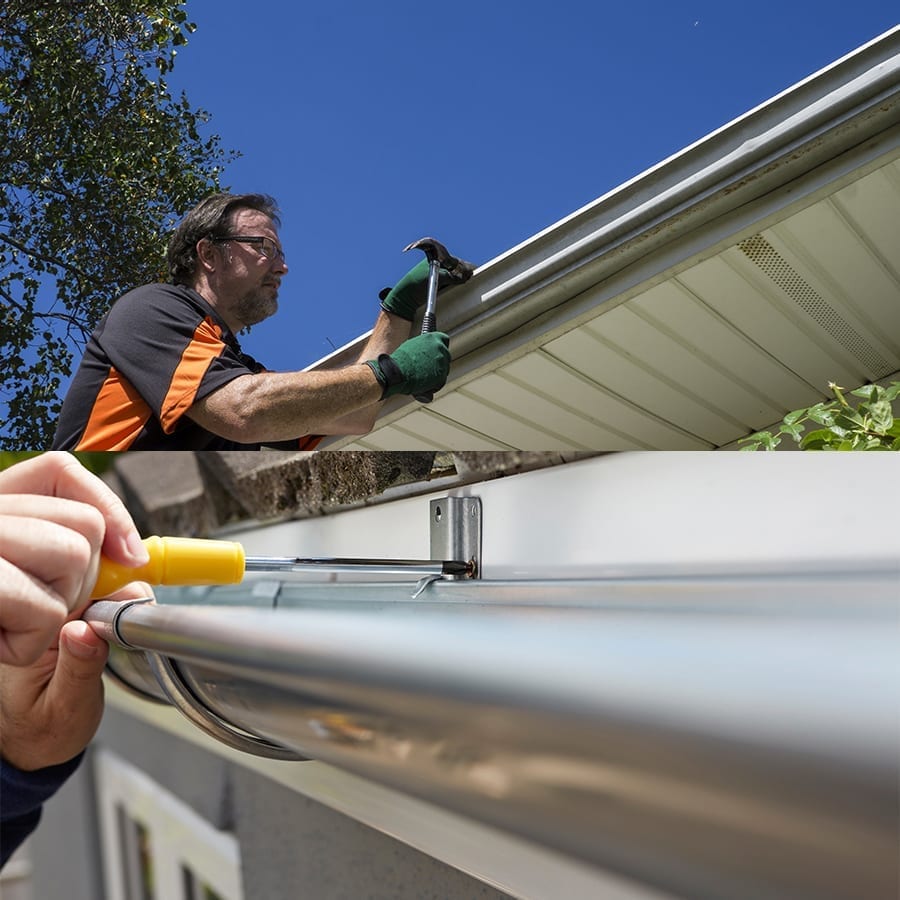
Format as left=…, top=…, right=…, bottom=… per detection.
left=430, top=496, right=481, bottom=580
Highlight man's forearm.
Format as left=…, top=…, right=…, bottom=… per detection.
left=188, top=312, right=423, bottom=442
left=354, top=310, right=414, bottom=362
left=189, top=364, right=384, bottom=442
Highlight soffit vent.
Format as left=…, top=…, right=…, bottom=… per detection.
left=738, top=234, right=889, bottom=375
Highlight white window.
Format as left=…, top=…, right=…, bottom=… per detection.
left=95, top=750, right=243, bottom=900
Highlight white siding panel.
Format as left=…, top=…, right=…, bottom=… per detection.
left=342, top=426, right=445, bottom=451
left=472, top=369, right=636, bottom=449
left=770, top=206, right=900, bottom=360
left=602, top=305, right=787, bottom=428
left=376, top=408, right=511, bottom=450
left=503, top=353, right=709, bottom=449
left=829, top=159, right=900, bottom=284
left=680, top=253, right=864, bottom=388
left=434, top=382, right=585, bottom=449
left=544, top=325, right=738, bottom=445
left=636, top=280, right=822, bottom=414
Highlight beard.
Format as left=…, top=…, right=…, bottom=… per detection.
left=234, top=287, right=278, bottom=328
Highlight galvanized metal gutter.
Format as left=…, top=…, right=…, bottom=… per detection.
left=86, top=570, right=899, bottom=900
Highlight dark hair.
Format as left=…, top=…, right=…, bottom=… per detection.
left=166, top=193, right=281, bottom=284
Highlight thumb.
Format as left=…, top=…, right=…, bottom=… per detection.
left=11, top=620, right=111, bottom=770
left=56, top=619, right=109, bottom=691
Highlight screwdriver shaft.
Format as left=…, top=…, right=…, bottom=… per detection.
left=244, top=557, right=472, bottom=577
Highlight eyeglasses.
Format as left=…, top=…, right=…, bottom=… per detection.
left=212, top=235, right=286, bottom=264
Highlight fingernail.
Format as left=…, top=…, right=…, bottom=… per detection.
left=125, top=532, right=149, bottom=564
left=65, top=632, right=101, bottom=660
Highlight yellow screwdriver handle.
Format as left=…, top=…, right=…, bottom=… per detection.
left=91, top=536, right=246, bottom=599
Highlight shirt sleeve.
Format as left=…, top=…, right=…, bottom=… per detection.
left=0, top=754, right=83, bottom=868
left=98, top=286, right=252, bottom=435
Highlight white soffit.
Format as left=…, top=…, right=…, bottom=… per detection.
left=323, top=27, right=900, bottom=450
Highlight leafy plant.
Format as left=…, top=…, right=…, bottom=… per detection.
left=739, top=382, right=900, bottom=451
left=1, top=1, right=235, bottom=448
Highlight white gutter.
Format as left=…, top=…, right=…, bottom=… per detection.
left=312, top=27, right=900, bottom=435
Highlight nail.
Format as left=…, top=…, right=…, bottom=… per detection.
left=64, top=631, right=101, bottom=660
left=125, top=532, right=149, bottom=565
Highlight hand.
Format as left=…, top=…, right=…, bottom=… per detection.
left=366, top=331, right=451, bottom=399
left=379, top=254, right=474, bottom=322
left=0, top=452, right=150, bottom=770
left=0, top=581, right=154, bottom=771
left=0, top=452, right=148, bottom=666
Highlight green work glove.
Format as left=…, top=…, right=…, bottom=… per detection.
left=379, top=256, right=475, bottom=321
left=366, top=332, right=451, bottom=399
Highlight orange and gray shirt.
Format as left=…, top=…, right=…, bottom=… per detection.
left=52, top=283, right=321, bottom=451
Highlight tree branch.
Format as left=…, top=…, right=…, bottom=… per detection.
left=0, top=230, right=95, bottom=281
left=0, top=283, right=91, bottom=344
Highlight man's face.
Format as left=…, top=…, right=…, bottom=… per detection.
left=217, top=208, right=288, bottom=329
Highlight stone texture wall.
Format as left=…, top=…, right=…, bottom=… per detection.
left=107, top=451, right=604, bottom=536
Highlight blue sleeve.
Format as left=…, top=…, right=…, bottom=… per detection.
left=1, top=753, right=83, bottom=868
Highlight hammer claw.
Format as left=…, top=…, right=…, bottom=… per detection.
left=402, top=236, right=454, bottom=266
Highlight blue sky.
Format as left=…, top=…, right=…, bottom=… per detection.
left=161, top=2, right=896, bottom=373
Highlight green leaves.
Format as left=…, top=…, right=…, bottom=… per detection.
left=1, top=1, right=234, bottom=447
left=739, top=382, right=900, bottom=451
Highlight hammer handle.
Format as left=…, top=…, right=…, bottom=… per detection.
left=413, top=315, right=436, bottom=402
left=414, top=259, right=441, bottom=403
left=420, top=312, right=437, bottom=335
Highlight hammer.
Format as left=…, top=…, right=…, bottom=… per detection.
left=403, top=237, right=471, bottom=403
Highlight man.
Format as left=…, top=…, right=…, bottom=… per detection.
left=52, top=193, right=470, bottom=450
left=0, top=453, right=152, bottom=867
